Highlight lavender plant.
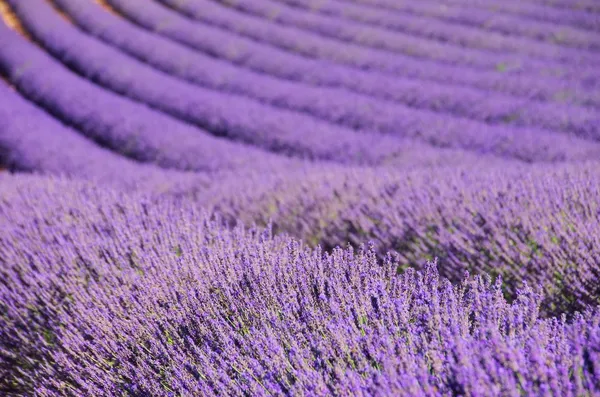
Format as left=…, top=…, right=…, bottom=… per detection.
left=203, top=161, right=600, bottom=314
left=0, top=174, right=598, bottom=396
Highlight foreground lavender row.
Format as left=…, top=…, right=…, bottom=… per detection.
left=204, top=161, right=600, bottom=314
left=1, top=175, right=598, bottom=396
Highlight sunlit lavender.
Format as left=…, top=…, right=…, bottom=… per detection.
left=0, top=0, right=599, bottom=395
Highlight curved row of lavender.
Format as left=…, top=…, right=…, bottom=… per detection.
left=4, top=0, right=585, bottom=164
left=0, top=77, right=217, bottom=195
left=266, top=0, right=600, bottom=53
left=199, top=0, right=600, bottom=69
left=107, top=0, right=600, bottom=108
left=8, top=0, right=435, bottom=166
left=0, top=176, right=598, bottom=396
left=157, top=0, right=600, bottom=83
left=0, top=20, right=288, bottom=173
left=328, top=0, right=600, bottom=51
left=1, top=0, right=599, bottom=395
left=50, top=0, right=600, bottom=143
left=339, top=0, right=600, bottom=33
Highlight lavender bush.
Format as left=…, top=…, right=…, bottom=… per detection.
left=0, top=175, right=598, bottom=396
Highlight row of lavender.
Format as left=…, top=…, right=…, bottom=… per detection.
left=0, top=175, right=598, bottom=395
left=1, top=0, right=599, bottom=171
left=168, top=0, right=599, bottom=77
left=201, top=161, right=600, bottom=315
left=3, top=0, right=507, bottom=168
left=267, top=0, right=600, bottom=52
left=339, top=0, right=600, bottom=33
left=156, top=0, right=600, bottom=96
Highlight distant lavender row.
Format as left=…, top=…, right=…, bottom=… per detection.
left=50, top=0, right=600, bottom=163
left=116, top=0, right=600, bottom=108
left=87, top=0, right=600, bottom=138
left=343, top=0, right=600, bottom=34
left=158, top=0, right=599, bottom=86
left=0, top=80, right=211, bottom=195
left=216, top=0, right=600, bottom=71
left=8, top=0, right=429, bottom=166
left=1, top=176, right=598, bottom=395
left=0, top=21, right=286, bottom=174
left=437, top=0, right=600, bottom=31
left=271, top=0, right=600, bottom=53
left=332, top=0, right=600, bottom=51
left=107, top=0, right=600, bottom=112
left=204, top=161, right=600, bottom=314
left=520, top=0, right=600, bottom=12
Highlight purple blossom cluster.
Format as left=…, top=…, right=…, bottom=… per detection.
left=1, top=176, right=598, bottom=396
left=1, top=0, right=599, bottom=395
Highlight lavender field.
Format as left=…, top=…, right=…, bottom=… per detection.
left=0, top=0, right=599, bottom=395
